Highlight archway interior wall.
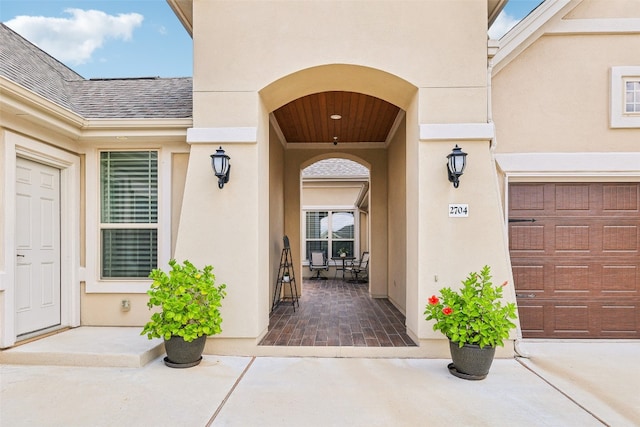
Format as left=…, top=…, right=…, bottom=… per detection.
left=284, top=149, right=388, bottom=301
left=387, top=115, right=408, bottom=314
left=259, top=64, right=419, bottom=323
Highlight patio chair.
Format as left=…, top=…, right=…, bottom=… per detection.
left=346, top=251, right=369, bottom=283
left=309, top=251, right=329, bottom=280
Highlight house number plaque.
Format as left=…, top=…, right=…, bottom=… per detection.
left=449, top=204, right=469, bottom=217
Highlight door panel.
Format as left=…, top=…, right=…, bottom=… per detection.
left=509, top=183, right=640, bottom=338
left=15, top=158, right=61, bottom=336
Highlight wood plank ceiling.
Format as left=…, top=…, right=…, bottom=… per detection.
left=272, top=91, right=401, bottom=145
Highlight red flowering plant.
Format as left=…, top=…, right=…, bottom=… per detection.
left=424, top=265, right=517, bottom=348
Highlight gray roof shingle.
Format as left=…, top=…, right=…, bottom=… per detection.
left=0, top=23, right=192, bottom=119
left=0, top=23, right=82, bottom=111
left=69, top=77, right=192, bottom=119
left=302, top=159, right=370, bottom=178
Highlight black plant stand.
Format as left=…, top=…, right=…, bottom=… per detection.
left=271, top=236, right=299, bottom=313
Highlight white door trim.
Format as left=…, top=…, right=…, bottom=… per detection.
left=0, top=131, right=80, bottom=348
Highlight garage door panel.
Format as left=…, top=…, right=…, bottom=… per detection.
left=554, top=304, right=590, bottom=332
left=513, top=259, right=640, bottom=295
left=555, top=184, right=591, bottom=211
left=602, top=265, right=637, bottom=292
left=510, top=225, right=545, bottom=252
left=517, top=299, right=639, bottom=338
left=512, top=265, right=544, bottom=292
left=555, top=265, right=590, bottom=292
left=510, top=182, right=640, bottom=338
left=509, top=183, right=546, bottom=212
left=603, top=225, right=638, bottom=252
left=601, top=305, right=638, bottom=333
left=555, top=225, right=590, bottom=252
left=602, top=183, right=640, bottom=212
left=517, top=304, right=545, bottom=335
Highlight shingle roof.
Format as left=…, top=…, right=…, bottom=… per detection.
left=0, top=23, right=82, bottom=111
left=302, top=159, right=370, bottom=178
left=0, top=23, right=192, bottom=119
left=69, top=77, right=192, bottom=119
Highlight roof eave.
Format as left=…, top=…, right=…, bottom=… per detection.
left=1, top=76, right=85, bottom=139
left=166, top=0, right=193, bottom=37
left=491, top=0, right=580, bottom=75
left=488, top=0, right=509, bottom=27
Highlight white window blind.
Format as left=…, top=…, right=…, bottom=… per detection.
left=100, top=151, right=158, bottom=278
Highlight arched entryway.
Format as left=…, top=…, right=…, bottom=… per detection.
left=261, top=65, right=419, bottom=348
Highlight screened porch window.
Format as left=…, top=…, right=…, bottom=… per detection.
left=304, top=210, right=355, bottom=260
left=100, top=151, right=158, bottom=279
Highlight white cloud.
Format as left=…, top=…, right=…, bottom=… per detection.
left=5, top=9, right=143, bottom=65
left=488, top=11, right=520, bottom=40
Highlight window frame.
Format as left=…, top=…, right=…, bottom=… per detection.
left=85, top=147, right=171, bottom=293
left=610, top=66, right=640, bottom=128
left=99, top=150, right=158, bottom=280
left=302, top=207, right=358, bottom=264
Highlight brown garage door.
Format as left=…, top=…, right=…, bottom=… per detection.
left=509, top=183, right=640, bottom=338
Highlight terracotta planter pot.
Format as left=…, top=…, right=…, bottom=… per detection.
left=164, top=335, right=207, bottom=368
left=448, top=339, right=496, bottom=380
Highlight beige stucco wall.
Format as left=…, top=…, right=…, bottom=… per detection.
left=565, top=0, right=640, bottom=19
left=268, top=124, right=285, bottom=308
left=171, top=153, right=189, bottom=254
left=493, top=34, right=640, bottom=154
left=302, top=185, right=362, bottom=207
left=192, top=0, right=488, bottom=126
left=172, top=0, right=513, bottom=355
left=387, top=117, right=407, bottom=314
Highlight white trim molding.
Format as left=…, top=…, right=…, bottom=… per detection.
left=495, top=152, right=640, bottom=177
left=187, top=127, right=258, bottom=144
left=610, top=66, right=640, bottom=129
left=84, top=146, right=172, bottom=294
left=420, top=123, right=495, bottom=141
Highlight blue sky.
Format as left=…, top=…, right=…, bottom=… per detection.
left=1, top=0, right=542, bottom=79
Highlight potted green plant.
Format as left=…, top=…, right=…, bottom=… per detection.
left=141, top=259, right=226, bottom=368
left=424, top=265, right=517, bottom=380
left=338, top=247, right=348, bottom=258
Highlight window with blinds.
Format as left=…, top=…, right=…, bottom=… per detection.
left=100, top=151, right=158, bottom=278
left=304, top=210, right=355, bottom=260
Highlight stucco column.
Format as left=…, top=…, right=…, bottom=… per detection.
left=175, top=126, right=269, bottom=340
left=416, top=123, right=516, bottom=353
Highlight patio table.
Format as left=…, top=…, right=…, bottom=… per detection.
left=331, top=256, right=355, bottom=279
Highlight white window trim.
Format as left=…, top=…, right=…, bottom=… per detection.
left=301, top=206, right=359, bottom=265
left=610, top=66, right=640, bottom=128
left=85, top=147, right=171, bottom=293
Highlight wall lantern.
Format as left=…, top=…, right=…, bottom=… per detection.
left=210, top=146, right=231, bottom=189
left=446, top=144, right=467, bottom=188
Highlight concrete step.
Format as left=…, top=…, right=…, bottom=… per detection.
left=0, top=327, right=164, bottom=368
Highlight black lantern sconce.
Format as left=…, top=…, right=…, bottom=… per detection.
left=446, top=144, right=467, bottom=188
left=211, top=146, right=231, bottom=189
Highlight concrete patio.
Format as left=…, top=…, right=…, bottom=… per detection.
left=1, top=328, right=638, bottom=426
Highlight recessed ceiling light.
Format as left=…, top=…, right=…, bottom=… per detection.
left=330, top=114, right=342, bottom=120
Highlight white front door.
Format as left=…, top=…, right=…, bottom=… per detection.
left=15, top=157, right=61, bottom=336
